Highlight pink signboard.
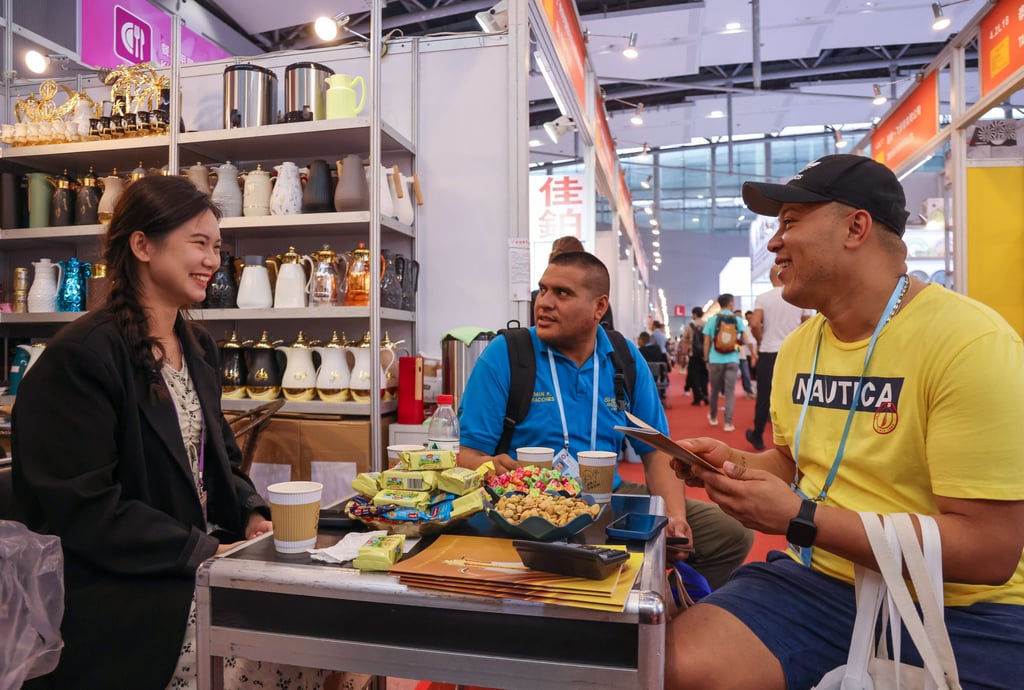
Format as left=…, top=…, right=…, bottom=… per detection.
left=82, top=0, right=231, bottom=69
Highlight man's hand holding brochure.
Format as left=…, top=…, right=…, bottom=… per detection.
left=615, top=411, right=726, bottom=476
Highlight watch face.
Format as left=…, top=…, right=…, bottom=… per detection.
left=786, top=519, right=817, bottom=548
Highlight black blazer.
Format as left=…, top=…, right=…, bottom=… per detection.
left=13, top=311, right=269, bottom=690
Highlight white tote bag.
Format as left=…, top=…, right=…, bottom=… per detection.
left=813, top=513, right=961, bottom=690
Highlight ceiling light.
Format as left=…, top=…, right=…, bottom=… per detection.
left=314, top=12, right=370, bottom=42
left=691, top=217, right=700, bottom=222
left=476, top=0, right=509, bottom=33
left=833, top=128, right=848, bottom=149
left=630, top=103, right=644, bottom=126
left=643, top=205, right=654, bottom=214
left=725, top=22, right=742, bottom=31
left=543, top=114, right=576, bottom=144
left=931, top=3, right=952, bottom=31
left=707, top=110, right=725, bottom=119
left=529, top=139, right=542, bottom=147
left=655, top=256, right=663, bottom=264
left=25, top=50, right=68, bottom=74
left=872, top=84, right=888, bottom=106
left=652, top=265, right=660, bottom=271
left=641, top=142, right=650, bottom=156
left=650, top=218, right=658, bottom=226
left=640, top=174, right=652, bottom=189
left=652, top=240, right=660, bottom=248
left=653, top=251, right=661, bottom=258
left=652, top=228, right=660, bottom=235
left=623, top=32, right=639, bottom=59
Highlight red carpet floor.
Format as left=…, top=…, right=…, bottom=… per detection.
left=618, top=366, right=789, bottom=564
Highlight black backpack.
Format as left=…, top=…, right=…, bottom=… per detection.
left=689, top=322, right=705, bottom=359
left=494, top=322, right=636, bottom=456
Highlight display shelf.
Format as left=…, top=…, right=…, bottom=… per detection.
left=195, top=306, right=414, bottom=321
left=0, top=135, right=172, bottom=174
left=0, top=224, right=106, bottom=247
left=218, top=213, right=414, bottom=240
left=0, top=312, right=83, bottom=324
left=179, top=118, right=414, bottom=165
left=220, top=397, right=396, bottom=416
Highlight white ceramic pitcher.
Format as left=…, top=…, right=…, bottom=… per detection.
left=277, top=332, right=319, bottom=402
left=314, top=332, right=352, bottom=402
left=27, top=258, right=62, bottom=313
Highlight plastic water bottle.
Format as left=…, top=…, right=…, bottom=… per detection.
left=427, top=393, right=460, bottom=455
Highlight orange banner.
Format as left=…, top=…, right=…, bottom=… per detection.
left=542, top=0, right=588, bottom=110
left=980, top=0, right=1024, bottom=97
left=871, top=71, right=938, bottom=171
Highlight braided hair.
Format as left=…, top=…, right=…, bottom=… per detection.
left=102, top=175, right=221, bottom=399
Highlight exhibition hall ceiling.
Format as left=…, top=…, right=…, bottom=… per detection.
left=194, top=0, right=995, bottom=154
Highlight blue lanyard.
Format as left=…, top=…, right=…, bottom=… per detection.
left=790, top=276, right=907, bottom=564
left=547, top=347, right=600, bottom=455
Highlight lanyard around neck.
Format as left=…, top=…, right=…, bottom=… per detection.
left=791, top=275, right=907, bottom=503
left=547, top=346, right=600, bottom=454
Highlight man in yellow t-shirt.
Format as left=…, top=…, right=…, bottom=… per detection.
left=663, top=154, right=1024, bottom=690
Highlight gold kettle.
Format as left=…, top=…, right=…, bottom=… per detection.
left=343, top=242, right=384, bottom=307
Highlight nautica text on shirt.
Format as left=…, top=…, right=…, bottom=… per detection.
left=790, top=374, right=904, bottom=412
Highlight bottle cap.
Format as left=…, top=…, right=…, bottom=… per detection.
left=437, top=394, right=454, bottom=406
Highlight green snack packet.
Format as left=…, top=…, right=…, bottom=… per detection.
left=380, top=469, right=439, bottom=492
left=399, top=449, right=457, bottom=471
left=352, top=533, right=406, bottom=571
left=352, top=472, right=382, bottom=497
left=437, top=466, right=483, bottom=496
left=450, top=489, right=486, bottom=519
left=372, top=489, right=431, bottom=509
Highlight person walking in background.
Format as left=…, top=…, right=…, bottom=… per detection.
left=681, top=306, right=709, bottom=406
left=734, top=309, right=757, bottom=399
left=745, top=264, right=812, bottom=451
left=703, top=294, right=745, bottom=431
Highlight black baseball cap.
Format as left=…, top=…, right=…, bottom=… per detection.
left=742, top=154, right=910, bottom=236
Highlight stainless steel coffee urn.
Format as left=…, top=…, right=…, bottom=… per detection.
left=441, top=329, right=495, bottom=411
left=284, top=62, right=334, bottom=123
left=223, top=64, right=277, bottom=128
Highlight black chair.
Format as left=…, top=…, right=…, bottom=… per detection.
left=647, top=361, right=671, bottom=409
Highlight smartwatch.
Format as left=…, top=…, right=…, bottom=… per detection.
left=786, top=499, right=818, bottom=548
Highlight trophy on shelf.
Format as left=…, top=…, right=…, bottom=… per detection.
left=104, top=62, right=171, bottom=137
left=4, top=80, right=95, bottom=146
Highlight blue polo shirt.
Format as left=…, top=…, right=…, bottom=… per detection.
left=458, top=327, right=669, bottom=489
left=703, top=313, right=745, bottom=365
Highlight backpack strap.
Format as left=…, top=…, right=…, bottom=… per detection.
left=605, top=329, right=636, bottom=412
left=495, top=324, right=535, bottom=456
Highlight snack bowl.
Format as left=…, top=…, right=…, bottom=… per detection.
left=485, top=491, right=605, bottom=541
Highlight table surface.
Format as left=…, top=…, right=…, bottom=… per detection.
left=197, top=493, right=667, bottom=690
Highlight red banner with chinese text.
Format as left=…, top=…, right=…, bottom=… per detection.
left=542, top=0, right=588, bottom=112
left=980, top=0, right=1024, bottom=97
left=870, top=71, right=938, bottom=172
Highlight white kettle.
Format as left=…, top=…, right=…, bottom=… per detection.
left=314, top=331, right=352, bottom=402
left=27, top=258, right=63, bottom=313
left=348, top=331, right=395, bottom=403
left=277, top=331, right=319, bottom=402
left=273, top=246, right=313, bottom=309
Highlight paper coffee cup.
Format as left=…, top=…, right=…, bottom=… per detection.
left=577, top=450, right=617, bottom=503
left=267, top=481, right=323, bottom=554
left=387, top=443, right=427, bottom=467
left=516, top=446, right=555, bottom=470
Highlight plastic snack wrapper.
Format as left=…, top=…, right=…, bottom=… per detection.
left=1, top=522, right=64, bottom=689
left=437, top=466, right=484, bottom=496
left=380, top=469, right=439, bottom=492
left=398, top=449, right=456, bottom=471
left=372, top=489, right=431, bottom=509
left=352, top=471, right=382, bottom=497
left=353, top=533, right=406, bottom=571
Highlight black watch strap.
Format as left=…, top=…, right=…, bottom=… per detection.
left=786, top=499, right=818, bottom=548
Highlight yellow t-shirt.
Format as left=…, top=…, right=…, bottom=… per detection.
left=771, top=284, right=1024, bottom=606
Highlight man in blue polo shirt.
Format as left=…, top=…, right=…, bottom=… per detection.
left=458, top=251, right=751, bottom=589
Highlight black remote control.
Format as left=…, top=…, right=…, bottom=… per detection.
left=512, top=540, right=630, bottom=580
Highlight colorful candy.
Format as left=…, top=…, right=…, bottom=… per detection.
left=485, top=466, right=582, bottom=497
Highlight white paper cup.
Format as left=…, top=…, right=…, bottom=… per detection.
left=387, top=443, right=426, bottom=466
left=516, top=446, right=555, bottom=469
left=577, top=450, right=617, bottom=503
left=267, top=481, right=323, bottom=553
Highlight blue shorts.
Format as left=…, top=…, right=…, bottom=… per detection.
left=702, top=551, right=1024, bottom=690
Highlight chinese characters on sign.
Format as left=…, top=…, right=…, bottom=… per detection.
left=980, top=0, right=1024, bottom=97
left=529, top=173, right=592, bottom=287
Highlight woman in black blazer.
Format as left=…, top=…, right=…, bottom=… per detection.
left=12, top=176, right=274, bottom=689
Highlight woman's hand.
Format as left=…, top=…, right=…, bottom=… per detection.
left=245, top=513, right=272, bottom=540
